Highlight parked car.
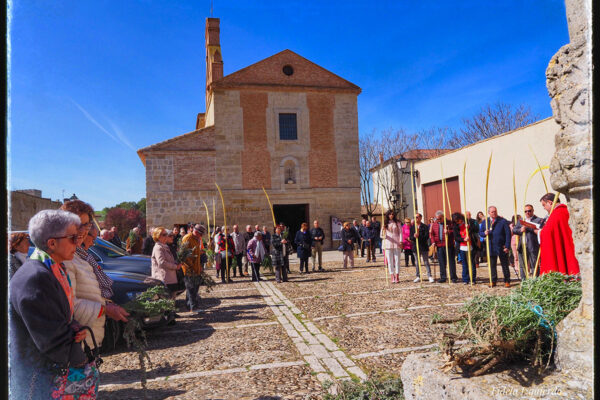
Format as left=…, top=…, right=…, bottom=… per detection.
left=89, top=237, right=152, bottom=276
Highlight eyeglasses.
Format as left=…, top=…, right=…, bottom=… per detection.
left=524, top=209, right=533, bottom=213
left=52, top=234, right=79, bottom=244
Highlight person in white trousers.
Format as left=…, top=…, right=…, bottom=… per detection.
left=382, top=210, right=403, bottom=283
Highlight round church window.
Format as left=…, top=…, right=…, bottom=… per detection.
left=282, top=65, right=294, bottom=76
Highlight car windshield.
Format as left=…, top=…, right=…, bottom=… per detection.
left=92, top=238, right=128, bottom=258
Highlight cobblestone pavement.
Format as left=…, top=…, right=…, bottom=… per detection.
left=99, top=252, right=514, bottom=399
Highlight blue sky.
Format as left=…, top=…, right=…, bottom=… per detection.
left=7, top=1, right=569, bottom=210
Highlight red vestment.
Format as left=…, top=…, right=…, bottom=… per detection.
left=539, top=203, right=580, bottom=276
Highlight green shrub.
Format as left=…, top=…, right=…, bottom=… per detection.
left=323, top=374, right=404, bottom=400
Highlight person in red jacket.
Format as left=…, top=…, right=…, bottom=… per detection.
left=535, top=193, right=580, bottom=276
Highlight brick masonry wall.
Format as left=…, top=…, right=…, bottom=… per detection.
left=307, top=93, right=338, bottom=188
left=212, top=50, right=359, bottom=92
left=334, top=94, right=360, bottom=188
left=240, top=91, right=272, bottom=189
left=174, top=153, right=216, bottom=191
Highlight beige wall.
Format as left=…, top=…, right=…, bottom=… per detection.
left=10, top=191, right=63, bottom=231
left=413, top=118, right=564, bottom=219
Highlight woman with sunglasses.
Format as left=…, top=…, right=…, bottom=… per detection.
left=9, top=232, right=30, bottom=279
left=61, top=200, right=129, bottom=351
left=9, top=209, right=93, bottom=398
left=151, top=226, right=182, bottom=298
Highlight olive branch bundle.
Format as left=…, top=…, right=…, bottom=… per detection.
left=438, top=272, right=581, bottom=376
left=121, top=285, right=176, bottom=391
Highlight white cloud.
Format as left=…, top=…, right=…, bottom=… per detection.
left=70, top=99, right=136, bottom=151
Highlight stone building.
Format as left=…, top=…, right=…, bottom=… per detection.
left=138, top=18, right=361, bottom=248
left=10, top=190, right=63, bottom=230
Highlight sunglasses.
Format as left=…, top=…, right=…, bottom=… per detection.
left=525, top=209, right=533, bottom=213
left=52, top=234, right=79, bottom=244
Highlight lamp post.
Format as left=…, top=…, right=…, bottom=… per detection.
left=389, top=190, right=400, bottom=216
left=395, top=155, right=419, bottom=219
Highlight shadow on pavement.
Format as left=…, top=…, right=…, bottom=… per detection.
left=99, top=387, right=186, bottom=399
left=201, top=303, right=268, bottom=324
left=100, top=361, right=184, bottom=386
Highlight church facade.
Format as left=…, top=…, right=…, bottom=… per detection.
left=138, top=18, right=361, bottom=248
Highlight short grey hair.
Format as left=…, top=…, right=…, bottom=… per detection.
left=435, top=210, right=444, bottom=217
left=100, top=229, right=109, bottom=237
left=29, top=209, right=81, bottom=251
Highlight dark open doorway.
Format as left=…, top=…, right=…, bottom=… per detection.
left=273, top=204, right=309, bottom=251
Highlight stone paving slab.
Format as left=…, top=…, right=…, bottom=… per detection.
left=99, top=256, right=512, bottom=398
left=314, top=308, right=456, bottom=356
left=101, top=322, right=299, bottom=385
left=99, top=364, right=323, bottom=400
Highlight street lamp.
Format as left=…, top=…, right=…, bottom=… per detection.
left=397, top=155, right=419, bottom=179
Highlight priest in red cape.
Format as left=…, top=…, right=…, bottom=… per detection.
left=535, top=193, right=580, bottom=276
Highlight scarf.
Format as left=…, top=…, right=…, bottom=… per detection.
left=255, top=239, right=266, bottom=262
left=76, top=246, right=114, bottom=299
left=30, top=248, right=74, bottom=320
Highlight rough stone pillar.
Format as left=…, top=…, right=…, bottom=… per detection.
left=545, top=0, right=593, bottom=389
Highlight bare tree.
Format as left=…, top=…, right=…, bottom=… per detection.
left=359, top=131, right=381, bottom=217
left=448, top=102, right=539, bottom=148
left=415, top=126, right=454, bottom=155
left=365, top=128, right=419, bottom=219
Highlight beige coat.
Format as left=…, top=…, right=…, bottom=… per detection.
left=64, top=253, right=106, bottom=348
left=151, top=242, right=179, bottom=284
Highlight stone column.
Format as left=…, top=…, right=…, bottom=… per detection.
left=545, top=0, right=593, bottom=388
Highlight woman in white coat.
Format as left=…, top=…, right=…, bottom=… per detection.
left=382, top=210, right=403, bottom=283
left=61, top=200, right=129, bottom=348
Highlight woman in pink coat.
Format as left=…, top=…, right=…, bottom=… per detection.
left=402, top=218, right=416, bottom=269
left=382, top=210, right=403, bottom=283
left=151, top=227, right=182, bottom=298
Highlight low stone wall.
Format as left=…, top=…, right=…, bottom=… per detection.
left=400, top=352, right=590, bottom=400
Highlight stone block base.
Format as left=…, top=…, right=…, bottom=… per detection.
left=400, top=352, right=591, bottom=400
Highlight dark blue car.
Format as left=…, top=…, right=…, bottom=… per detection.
left=89, top=238, right=152, bottom=276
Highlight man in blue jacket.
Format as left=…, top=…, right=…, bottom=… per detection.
left=479, top=206, right=512, bottom=287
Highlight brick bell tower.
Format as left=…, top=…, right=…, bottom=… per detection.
left=205, top=18, right=223, bottom=114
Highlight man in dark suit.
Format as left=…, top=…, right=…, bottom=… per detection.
left=512, top=204, right=544, bottom=279
left=479, top=206, right=512, bottom=287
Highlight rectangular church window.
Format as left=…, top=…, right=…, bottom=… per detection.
left=279, top=113, right=297, bottom=140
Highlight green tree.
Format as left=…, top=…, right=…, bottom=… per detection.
left=136, top=198, right=146, bottom=215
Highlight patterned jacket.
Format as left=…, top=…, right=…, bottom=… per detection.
left=270, top=233, right=285, bottom=267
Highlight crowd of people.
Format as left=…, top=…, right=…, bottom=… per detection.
left=7, top=192, right=580, bottom=398
left=129, top=220, right=330, bottom=310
